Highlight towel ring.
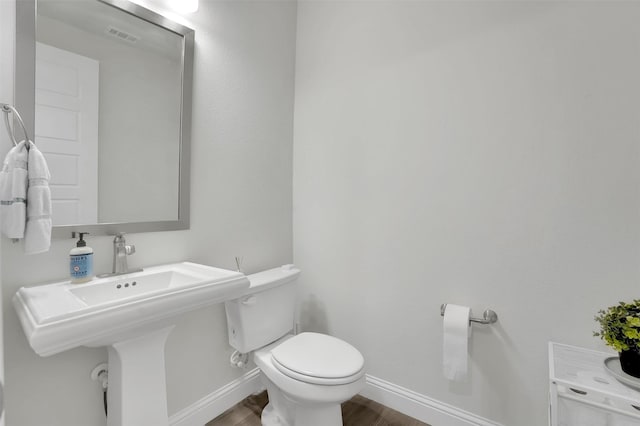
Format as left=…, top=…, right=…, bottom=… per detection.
left=1, top=103, right=31, bottom=148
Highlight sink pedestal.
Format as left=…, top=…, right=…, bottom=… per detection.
left=106, top=326, right=175, bottom=426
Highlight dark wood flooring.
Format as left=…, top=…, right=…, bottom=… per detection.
left=206, top=391, right=429, bottom=426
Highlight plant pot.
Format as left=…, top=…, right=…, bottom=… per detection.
left=619, top=350, right=640, bottom=378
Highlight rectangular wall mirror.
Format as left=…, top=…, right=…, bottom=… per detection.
left=15, top=0, right=193, bottom=237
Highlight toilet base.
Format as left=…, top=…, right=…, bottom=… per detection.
left=261, top=376, right=344, bottom=426
left=260, top=395, right=343, bottom=426
left=261, top=403, right=282, bottom=426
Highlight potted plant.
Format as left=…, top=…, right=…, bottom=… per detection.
left=595, top=300, right=640, bottom=378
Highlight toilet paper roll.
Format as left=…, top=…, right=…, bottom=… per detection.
left=442, top=304, right=471, bottom=381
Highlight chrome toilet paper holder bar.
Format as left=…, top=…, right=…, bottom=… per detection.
left=440, top=304, right=498, bottom=325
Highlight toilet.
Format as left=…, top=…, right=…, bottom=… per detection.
left=224, top=265, right=365, bottom=426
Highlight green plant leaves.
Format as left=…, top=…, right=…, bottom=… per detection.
left=594, top=300, right=640, bottom=353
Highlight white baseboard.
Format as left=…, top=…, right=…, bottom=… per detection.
left=361, top=375, right=503, bottom=426
left=168, top=369, right=502, bottom=426
left=169, top=367, right=265, bottom=426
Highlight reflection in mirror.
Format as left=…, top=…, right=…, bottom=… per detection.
left=16, top=0, right=193, bottom=236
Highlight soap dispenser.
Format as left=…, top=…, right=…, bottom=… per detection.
left=70, top=232, right=94, bottom=283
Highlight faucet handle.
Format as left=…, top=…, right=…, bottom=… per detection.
left=125, top=245, right=136, bottom=255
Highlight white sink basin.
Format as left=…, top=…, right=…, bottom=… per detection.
left=13, top=261, right=249, bottom=426
left=13, top=262, right=249, bottom=356
left=71, top=268, right=215, bottom=306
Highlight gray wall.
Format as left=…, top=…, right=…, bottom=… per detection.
left=1, top=1, right=296, bottom=424
left=292, top=2, right=640, bottom=425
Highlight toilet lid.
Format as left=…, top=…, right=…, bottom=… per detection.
left=270, top=332, right=364, bottom=385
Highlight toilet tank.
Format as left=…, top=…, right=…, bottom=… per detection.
left=225, top=265, right=300, bottom=353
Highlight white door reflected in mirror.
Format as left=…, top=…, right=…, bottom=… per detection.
left=36, top=42, right=99, bottom=226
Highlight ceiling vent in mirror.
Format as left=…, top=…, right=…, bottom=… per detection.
left=105, top=26, right=140, bottom=44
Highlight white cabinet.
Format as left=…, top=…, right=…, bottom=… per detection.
left=549, top=342, right=640, bottom=425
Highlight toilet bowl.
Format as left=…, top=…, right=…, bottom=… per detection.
left=254, top=333, right=365, bottom=426
left=224, top=266, right=365, bottom=426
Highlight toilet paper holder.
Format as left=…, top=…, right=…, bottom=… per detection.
left=440, top=304, right=498, bottom=325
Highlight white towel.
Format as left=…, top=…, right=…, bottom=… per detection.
left=24, top=141, right=52, bottom=254
left=0, top=140, right=52, bottom=254
left=0, top=140, right=28, bottom=239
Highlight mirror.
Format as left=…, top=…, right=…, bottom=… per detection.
left=16, top=0, right=193, bottom=237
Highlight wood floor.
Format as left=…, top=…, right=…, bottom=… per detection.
left=206, top=391, right=429, bottom=426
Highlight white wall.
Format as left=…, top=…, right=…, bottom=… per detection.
left=293, top=2, right=640, bottom=425
left=1, top=0, right=296, bottom=424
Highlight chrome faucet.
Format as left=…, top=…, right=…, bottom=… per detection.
left=96, top=233, right=142, bottom=278
left=114, top=233, right=135, bottom=274
left=113, top=233, right=142, bottom=275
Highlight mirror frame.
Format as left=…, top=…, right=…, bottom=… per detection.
left=16, top=0, right=193, bottom=237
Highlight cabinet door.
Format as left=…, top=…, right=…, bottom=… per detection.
left=558, top=396, right=640, bottom=426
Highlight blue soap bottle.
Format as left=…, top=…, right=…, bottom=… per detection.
left=70, top=232, right=94, bottom=283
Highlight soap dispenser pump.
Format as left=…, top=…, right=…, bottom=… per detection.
left=70, top=232, right=94, bottom=283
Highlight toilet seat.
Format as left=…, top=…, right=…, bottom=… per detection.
left=270, top=332, right=365, bottom=385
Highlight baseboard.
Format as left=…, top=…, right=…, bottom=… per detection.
left=361, top=375, right=503, bottom=426
left=169, top=367, right=265, bottom=426
left=168, top=369, right=502, bottom=426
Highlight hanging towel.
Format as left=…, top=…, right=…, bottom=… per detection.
left=0, top=140, right=28, bottom=239
left=0, top=140, right=52, bottom=254
left=24, top=141, right=51, bottom=254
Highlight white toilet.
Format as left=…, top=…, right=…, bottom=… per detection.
left=224, top=265, right=365, bottom=426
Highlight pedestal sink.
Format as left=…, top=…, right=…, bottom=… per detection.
left=13, top=262, right=249, bottom=426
